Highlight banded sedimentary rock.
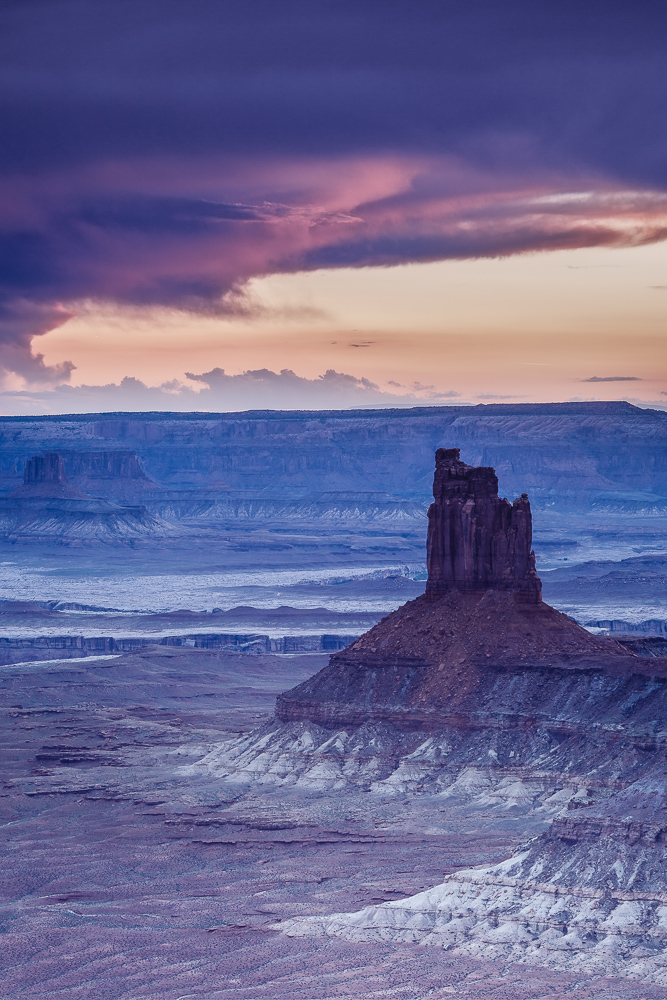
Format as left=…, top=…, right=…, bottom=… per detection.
left=61, top=449, right=159, bottom=500
left=0, top=452, right=164, bottom=538
left=10, top=452, right=92, bottom=499
left=425, top=447, right=541, bottom=602
left=61, top=450, right=151, bottom=482
left=197, top=449, right=667, bottom=984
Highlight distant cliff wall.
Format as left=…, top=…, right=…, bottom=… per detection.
left=0, top=402, right=664, bottom=504
left=0, top=632, right=359, bottom=664
left=61, top=450, right=153, bottom=481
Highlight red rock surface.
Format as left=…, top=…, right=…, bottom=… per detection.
left=277, top=449, right=644, bottom=729
left=426, top=447, right=541, bottom=602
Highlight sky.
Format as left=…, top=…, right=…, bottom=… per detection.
left=0, top=0, right=666, bottom=413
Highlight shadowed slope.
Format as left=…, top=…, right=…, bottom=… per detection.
left=276, top=589, right=643, bottom=730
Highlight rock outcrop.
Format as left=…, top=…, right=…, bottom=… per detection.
left=10, top=452, right=91, bottom=500
left=426, top=448, right=541, bottom=602
left=0, top=452, right=166, bottom=539
left=276, top=450, right=639, bottom=729
left=61, top=450, right=158, bottom=500
left=278, top=752, right=667, bottom=984
left=254, top=452, right=667, bottom=983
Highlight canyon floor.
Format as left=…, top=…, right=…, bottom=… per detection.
left=0, top=522, right=666, bottom=997
left=3, top=645, right=667, bottom=1000
left=1, top=404, right=666, bottom=996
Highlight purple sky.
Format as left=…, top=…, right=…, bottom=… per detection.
left=1, top=0, right=666, bottom=408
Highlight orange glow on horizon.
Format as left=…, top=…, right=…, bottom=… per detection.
left=34, top=241, right=667, bottom=406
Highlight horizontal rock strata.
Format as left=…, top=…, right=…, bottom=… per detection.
left=278, top=768, right=667, bottom=983
left=276, top=590, right=644, bottom=730
left=0, top=631, right=359, bottom=665
left=0, top=451, right=167, bottom=539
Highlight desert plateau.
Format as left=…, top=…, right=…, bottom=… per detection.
left=0, top=404, right=665, bottom=998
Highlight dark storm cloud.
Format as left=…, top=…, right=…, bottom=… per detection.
left=1, top=0, right=667, bottom=382
left=77, top=198, right=266, bottom=232
left=3, top=0, right=667, bottom=173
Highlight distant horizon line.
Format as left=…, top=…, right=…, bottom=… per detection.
left=0, top=399, right=661, bottom=422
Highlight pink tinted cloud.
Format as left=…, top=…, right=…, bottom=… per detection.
left=66, top=160, right=667, bottom=288
left=3, top=153, right=667, bottom=382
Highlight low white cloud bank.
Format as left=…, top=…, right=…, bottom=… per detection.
left=0, top=367, right=464, bottom=415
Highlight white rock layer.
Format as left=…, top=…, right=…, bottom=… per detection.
left=277, top=853, right=667, bottom=984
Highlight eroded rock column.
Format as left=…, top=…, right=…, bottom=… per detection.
left=425, top=447, right=541, bottom=602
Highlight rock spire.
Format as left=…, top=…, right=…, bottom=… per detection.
left=425, top=448, right=541, bottom=603
left=275, top=448, right=638, bottom=730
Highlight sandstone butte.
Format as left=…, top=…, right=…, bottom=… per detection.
left=276, top=447, right=651, bottom=731
left=8, top=452, right=94, bottom=500
left=0, top=451, right=163, bottom=541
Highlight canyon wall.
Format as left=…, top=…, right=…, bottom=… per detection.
left=0, top=402, right=664, bottom=506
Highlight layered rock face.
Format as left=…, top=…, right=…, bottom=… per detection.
left=278, top=749, right=667, bottom=984
left=61, top=450, right=158, bottom=500
left=257, top=453, right=667, bottom=982
left=62, top=450, right=151, bottom=482
left=0, top=401, right=665, bottom=500
left=276, top=449, right=636, bottom=729
left=0, top=452, right=165, bottom=539
left=11, top=452, right=91, bottom=500
left=425, top=448, right=541, bottom=602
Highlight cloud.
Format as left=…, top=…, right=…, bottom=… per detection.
left=0, top=300, right=77, bottom=386
left=410, top=382, right=463, bottom=397
left=0, top=367, right=467, bottom=415
left=627, top=397, right=667, bottom=411
left=477, top=393, right=527, bottom=399
left=9, top=165, right=667, bottom=388
left=582, top=375, right=642, bottom=382
left=2, top=1, right=667, bottom=379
